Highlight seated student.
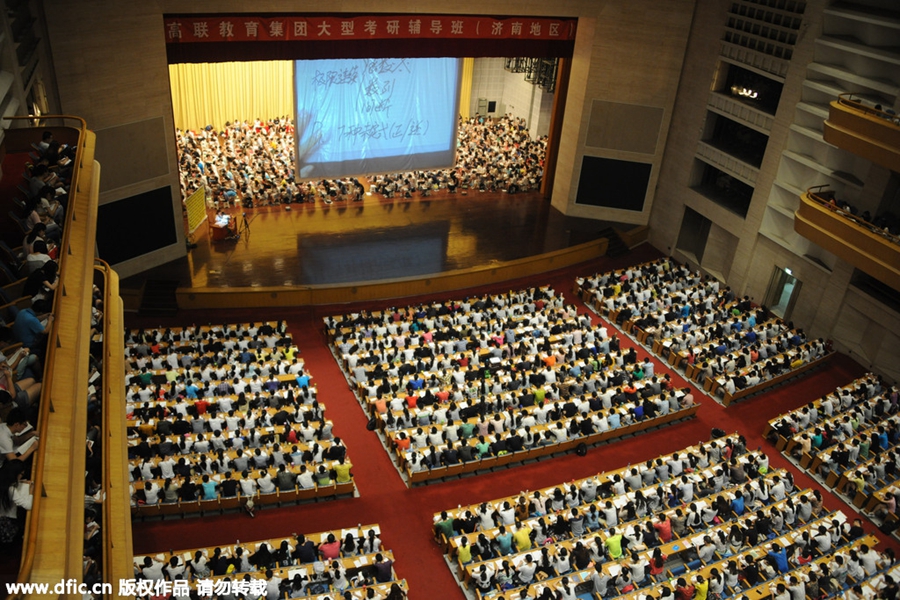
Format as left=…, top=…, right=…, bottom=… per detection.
left=0, top=453, right=33, bottom=545
left=373, top=552, right=394, bottom=583
left=0, top=408, right=39, bottom=468
left=318, top=533, right=341, bottom=560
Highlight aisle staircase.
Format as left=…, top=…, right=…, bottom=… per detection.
left=138, top=280, right=179, bottom=317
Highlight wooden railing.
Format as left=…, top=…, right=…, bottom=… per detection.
left=825, top=93, right=900, bottom=172
left=8, top=116, right=100, bottom=598
left=796, top=187, right=900, bottom=291
left=837, top=92, right=900, bottom=124
left=94, top=260, right=131, bottom=598
left=806, top=186, right=900, bottom=246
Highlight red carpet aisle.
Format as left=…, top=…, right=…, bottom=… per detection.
left=129, top=247, right=897, bottom=599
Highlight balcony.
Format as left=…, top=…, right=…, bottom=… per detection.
left=795, top=187, right=900, bottom=291
left=823, top=93, right=900, bottom=171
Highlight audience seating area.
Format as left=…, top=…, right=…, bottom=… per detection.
left=325, top=286, right=698, bottom=486
left=436, top=436, right=900, bottom=600
left=767, top=374, right=900, bottom=527
left=125, top=322, right=355, bottom=518
left=132, top=523, right=408, bottom=599
left=574, top=258, right=832, bottom=406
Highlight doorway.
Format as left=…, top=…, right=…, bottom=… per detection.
left=764, top=266, right=801, bottom=320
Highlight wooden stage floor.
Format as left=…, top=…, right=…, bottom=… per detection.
left=123, top=191, right=620, bottom=290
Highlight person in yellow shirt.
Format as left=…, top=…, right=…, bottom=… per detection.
left=605, top=528, right=624, bottom=559
left=693, top=573, right=709, bottom=600
left=513, top=524, right=533, bottom=552
left=333, top=457, right=353, bottom=484
left=456, top=536, right=473, bottom=564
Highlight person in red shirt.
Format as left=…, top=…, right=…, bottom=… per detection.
left=318, top=533, right=341, bottom=560
left=394, top=432, right=410, bottom=451
left=649, top=548, right=668, bottom=581
left=674, top=577, right=695, bottom=600
left=195, top=398, right=209, bottom=415
left=653, top=513, right=673, bottom=543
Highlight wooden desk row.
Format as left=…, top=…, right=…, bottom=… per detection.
left=763, top=374, right=874, bottom=445
left=131, top=479, right=356, bottom=520
left=434, top=434, right=748, bottom=529
left=135, top=524, right=382, bottom=572
left=721, top=352, right=834, bottom=406
left=403, top=403, right=699, bottom=485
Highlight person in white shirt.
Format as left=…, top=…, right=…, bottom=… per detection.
left=265, top=570, right=283, bottom=600
left=239, top=471, right=257, bottom=497
left=139, top=556, right=166, bottom=580
left=517, top=554, right=537, bottom=584
left=296, top=465, right=315, bottom=489
left=0, top=461, right=33, bottom=542
left=257, top=471, right=276, bottom=494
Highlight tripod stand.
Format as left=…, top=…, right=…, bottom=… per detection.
left=232, top=212, right=251, bottom=239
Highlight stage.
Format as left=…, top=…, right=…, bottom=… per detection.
left=121, top=191, right=625, bottom=303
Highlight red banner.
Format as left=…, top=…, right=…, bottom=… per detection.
left=164, top=15, right=577, bottom=43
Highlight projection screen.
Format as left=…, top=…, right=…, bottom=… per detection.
left=294, top=57, right=461, bottom=178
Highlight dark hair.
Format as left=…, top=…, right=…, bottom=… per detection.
left=5, top=408, right=28, bottom=426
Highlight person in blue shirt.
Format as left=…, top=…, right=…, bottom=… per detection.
left=200, top=474, right=218, bottom=500
left=12, top=308, right=53, bottom=356
left=608, top=411, right=621, bottom=429
left=295, top=372, right=310, bottom=387
left=731, top=490, right=745, bottom=516
left=767, top=543, right=789, bottom=573
left=494, top=525, right=514, bottom=556
left=185, top=381, right=199, bottom=399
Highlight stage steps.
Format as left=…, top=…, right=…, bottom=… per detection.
left=138, top=279, right=179, bottom=317
left=599, top=227, right=629, bottom=257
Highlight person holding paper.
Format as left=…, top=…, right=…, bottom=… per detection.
left=0, top=408, right=38, bottom=467
left=0, top=460, right=33, bottom=542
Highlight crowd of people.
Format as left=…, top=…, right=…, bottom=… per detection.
left=175, top=114, right=546, bottom=209
left=132, top=527, right=406, bottom=599
left=327, top=286, right=700, bottom=479
left=577, top=258, right=828, bottom=400
left=0, top=129, right=75, bottom=549
left=123, top=323, right=355, bottom=514
left=434, top=431, right=900, bottom=600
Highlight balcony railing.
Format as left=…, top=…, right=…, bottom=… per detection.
left=5, top=116, right=100, bottom=598
left=823, top=93, right=900, bottom=172
left=795, top=187, right=900, bottom=291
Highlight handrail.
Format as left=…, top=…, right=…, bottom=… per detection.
left=7, top=115, right=93, bottom=596
left=94, top=259, right=131, bottom=599
left=93, top=261, right=111, bottom=594
left=805, top=186, right=900, bottom=246
left=836, top=93, right=900, bottom=125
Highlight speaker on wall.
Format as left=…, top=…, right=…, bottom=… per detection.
left=575, top=157, right=651, bottom=212
left=97, top=186, right=178, bottom=265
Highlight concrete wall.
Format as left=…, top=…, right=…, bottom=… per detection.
left=647, top=0, right=900, bottom=382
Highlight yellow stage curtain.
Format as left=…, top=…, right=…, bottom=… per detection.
left=458, top=57, right=474, bottom=119
left=169, top=61, right=293, bottom=131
